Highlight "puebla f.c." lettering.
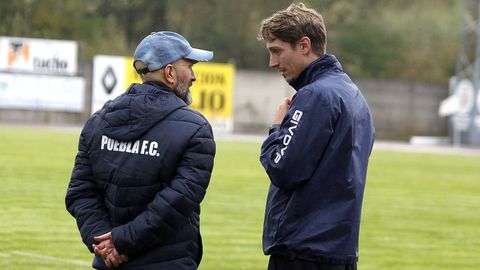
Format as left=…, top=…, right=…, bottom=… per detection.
left=100, top=135, right=160, bottom=157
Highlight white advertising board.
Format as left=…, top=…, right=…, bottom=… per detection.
left=92, top=55, right=135, bottom=113
left=0, top=36, right=78, bottom=75
left=0, top=72, right=84, bottom=112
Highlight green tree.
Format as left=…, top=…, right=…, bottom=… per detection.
left=0, top=0, right=464, bottom=83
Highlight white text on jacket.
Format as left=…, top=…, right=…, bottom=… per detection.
left=274, top=110, right=303, bottom=164
left=101, top=135, right=160, bottom=157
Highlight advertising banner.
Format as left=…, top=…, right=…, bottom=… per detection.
left=0, top=36, right=78, bottom=75
left=0, top=72, right=84, bottom=112
left=91, top=55, right=137, bottom=113
left=92, top=55, right=235, bottom=132
left=190, top=62, right=235, bottom=132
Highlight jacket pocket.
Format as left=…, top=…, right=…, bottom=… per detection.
left=264, top=185, right=293, bottom=244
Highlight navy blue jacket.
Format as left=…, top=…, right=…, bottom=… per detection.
left=66, top=82, right=215, bottom=269
left=260, top=54, right=375, bottom=264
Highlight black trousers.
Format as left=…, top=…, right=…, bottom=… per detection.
left=268, top=255, right=357, bottom=270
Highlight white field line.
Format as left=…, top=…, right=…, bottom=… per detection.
left=11, top=251, right=91, bottom=266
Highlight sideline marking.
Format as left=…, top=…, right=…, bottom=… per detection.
left=11, top=251, right=90, bottom=266
left=0, top=252, right=9, bottom=257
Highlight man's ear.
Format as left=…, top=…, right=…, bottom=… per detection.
left=163, top=64, right=176, bottom=84
left=298, top=37, right=312, bottom=54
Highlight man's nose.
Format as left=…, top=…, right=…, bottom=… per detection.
left=269, top=56, right=278, bottom=68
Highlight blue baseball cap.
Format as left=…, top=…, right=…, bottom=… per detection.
left=133, top=31, right=213, bottom=74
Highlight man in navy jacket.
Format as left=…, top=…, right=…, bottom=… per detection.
left=258, top=3, right=375, bottom=270
left=65, top=31, right=215, bottom=269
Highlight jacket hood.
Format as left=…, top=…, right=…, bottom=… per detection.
left=289, top=54, right=343, bottom=91
left=100, top=82, right=186, bottom=141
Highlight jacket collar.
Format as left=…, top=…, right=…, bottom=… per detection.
left=289, top=54, right=342, bottom=91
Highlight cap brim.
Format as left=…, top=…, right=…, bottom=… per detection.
left=185, top=48, right=213, bottom=62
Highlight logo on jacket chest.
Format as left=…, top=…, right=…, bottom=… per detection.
left=274, top=110, right=303, bottom=164
left=101, top=135, right=160, bottom=157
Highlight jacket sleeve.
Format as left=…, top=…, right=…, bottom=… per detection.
left=65, top=125, right=112, bottom=253
left=260, top=89, right=339, bottom=190
left=111, top=122, right=215, bottom=257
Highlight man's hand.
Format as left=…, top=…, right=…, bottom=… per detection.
left=93, top=232, right=129, bottom=268
left=274, top=97, right=291, bottom=124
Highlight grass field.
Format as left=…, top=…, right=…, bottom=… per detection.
left=0, top=126, right=479, bottom=270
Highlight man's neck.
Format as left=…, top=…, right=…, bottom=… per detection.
left=304, top=52, right=323, bottom=68
left=145, top=80, right=172, bottom=90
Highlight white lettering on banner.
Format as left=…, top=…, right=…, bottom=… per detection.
left=274, top=110, right=303, bottom=164
left=101, top=135, right=160, bottom=157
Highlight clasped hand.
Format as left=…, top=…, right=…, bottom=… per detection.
left=93, top=232, right=129, bottom=268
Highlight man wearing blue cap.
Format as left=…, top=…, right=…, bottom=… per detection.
left=66, top=31, right=216, bottom=269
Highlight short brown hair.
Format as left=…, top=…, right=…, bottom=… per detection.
left=258, top=2, right=327, bottom=55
